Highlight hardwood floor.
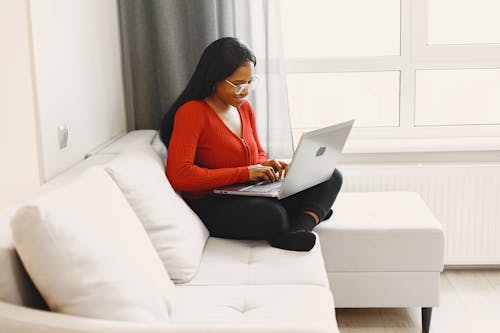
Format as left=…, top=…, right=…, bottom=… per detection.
left=335, top=270, right=500, bottom=332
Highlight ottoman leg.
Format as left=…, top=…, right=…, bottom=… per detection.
left=422, top=307, right=432, bottom=333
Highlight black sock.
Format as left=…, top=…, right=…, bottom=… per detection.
left=294, top=212, right=318, bottom=231
left=270, top=227, right=316, bottom=251
left=323, top=209, right=333, bottom=221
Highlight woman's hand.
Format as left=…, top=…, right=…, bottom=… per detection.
left=248, top=160, right=289, bottom=183
left=262, top=159, right=289, bottom=180
left=248, top=164, right=278, bottom=183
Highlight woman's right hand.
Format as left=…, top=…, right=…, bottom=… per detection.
left=248, top=164, right=278, bottom=183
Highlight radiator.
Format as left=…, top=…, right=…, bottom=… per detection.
left=340, top=163, right=500, bottom=266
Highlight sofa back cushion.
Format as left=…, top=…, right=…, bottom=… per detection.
left=10, top=167, right=175, bottom=322
left=96, top=130, right=157, bottom=155
left=0, top=155, right=118, bottom=308
left=0, top=216, right=47, bottom=309
left=104, top=148, right=209, bottom=283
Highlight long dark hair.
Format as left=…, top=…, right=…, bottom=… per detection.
left=159, top=37, right=256, bottom=148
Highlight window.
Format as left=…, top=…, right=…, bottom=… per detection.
left=280, top=0, right=500, bottom=151
left=281, top=0, right=400, bottom=58
left=416, top=69, right=500, bottom=126
left=287, top=71, right=400, bottom=144
left=428, top=0, right=500, bottom=45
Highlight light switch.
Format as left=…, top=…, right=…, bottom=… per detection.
left=58, top=124, right=68, bottom=149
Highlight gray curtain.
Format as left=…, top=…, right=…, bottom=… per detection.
left=118, top=0, right=293, bottom=158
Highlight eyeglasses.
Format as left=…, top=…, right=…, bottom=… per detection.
left=224, top=76, right=259, bottom=94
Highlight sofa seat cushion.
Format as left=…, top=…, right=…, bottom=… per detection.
left=172, top=285, right=338, bottom=332
left=316, top=192, right=444, bottom=273
left=10, top=167, right=175, bottom=322
left=185, top=237, right=329, bottom=288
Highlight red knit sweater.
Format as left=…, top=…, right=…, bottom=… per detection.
left=166, top=100, right=268, bottom=199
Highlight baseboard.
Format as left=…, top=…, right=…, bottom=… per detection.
left=444, top=257, right=500, bottom=267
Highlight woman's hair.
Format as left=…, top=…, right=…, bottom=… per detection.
left=159, top=37, right=256, bottom=148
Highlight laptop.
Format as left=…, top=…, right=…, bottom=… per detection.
left=213, top=119, right=354, bottom=200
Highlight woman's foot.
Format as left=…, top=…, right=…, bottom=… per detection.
left=323, top=209, right=333, bottom=221
left=270, top=226, right=316, bottom=251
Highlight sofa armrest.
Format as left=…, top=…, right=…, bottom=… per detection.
left=0, top=302, right=336, bottom=333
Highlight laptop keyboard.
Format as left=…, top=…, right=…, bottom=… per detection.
left=240, top=180, right=283, bottom=193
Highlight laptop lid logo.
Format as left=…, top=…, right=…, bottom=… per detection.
left=316, top=146, right=326, bottom=157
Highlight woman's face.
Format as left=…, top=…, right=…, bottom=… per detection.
left=213, top=61, right=255, bottom=108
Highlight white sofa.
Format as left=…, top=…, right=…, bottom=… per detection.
left=0, top=130, right=444, bottom=333
left=0, top=130, right=338, bottom=333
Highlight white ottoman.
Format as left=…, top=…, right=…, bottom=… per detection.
left=316, top=192, right=444, bottom=333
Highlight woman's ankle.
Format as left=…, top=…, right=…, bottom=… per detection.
left=293, top=212, right=318, bottom=231
left=304, top=210, right=320, bottom=224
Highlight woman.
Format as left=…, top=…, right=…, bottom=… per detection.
left=160, top=37, right=342, bottom=251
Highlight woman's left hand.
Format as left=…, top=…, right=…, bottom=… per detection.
left=261, top=159, right=289, bottom=180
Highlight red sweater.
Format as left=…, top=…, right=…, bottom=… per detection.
left=166, top=100, right=268, bottom=199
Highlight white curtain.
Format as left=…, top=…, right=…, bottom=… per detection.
left=245, top=1, right=294, bottom=158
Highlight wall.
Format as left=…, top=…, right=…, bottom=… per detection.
left=0, top=0, right=43, bottom=209
left=30, top=0, right=127, bottom=180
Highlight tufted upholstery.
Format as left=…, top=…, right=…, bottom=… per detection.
left=172, top=285, right=336, bottom=328
left=186, top=237, right=329, bottom=287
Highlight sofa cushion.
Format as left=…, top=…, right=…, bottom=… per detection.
left=316, top=191, right=444, bottom=272
left=0, top=154, right=117, bottom=307
left=104, top=149, right=209, bottom=283
left=186, top=237, right=329, bottom=288
left=10, top=167, right=175, bottom=322
left=172, top=284, right=338, bottom=332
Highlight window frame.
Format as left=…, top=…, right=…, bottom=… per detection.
left=283, top=0, right=500, bottom=153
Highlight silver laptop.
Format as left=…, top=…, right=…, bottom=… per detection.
left=213, top=119, right=354, bottom=200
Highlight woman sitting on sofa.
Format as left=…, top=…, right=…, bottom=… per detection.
left=160, top=37, right=342, bottom=251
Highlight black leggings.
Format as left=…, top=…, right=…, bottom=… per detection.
left=186, top=169, right=343, bottom=240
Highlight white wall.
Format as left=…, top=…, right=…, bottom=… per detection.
left=30, top=0, right=126, bottom=180
left=0, top=0, right=43, bottom=209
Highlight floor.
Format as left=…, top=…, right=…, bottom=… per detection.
left=335, top=269, right=500, bottom=333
